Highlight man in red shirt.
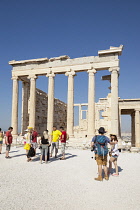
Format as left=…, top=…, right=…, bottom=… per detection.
left=59, top=127, right=67, bottom=160
left=5, top=127, right=13, bottom=158
left=32, top=128, right=38, bottom=155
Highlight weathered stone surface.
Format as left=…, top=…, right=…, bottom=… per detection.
left=35, top=89, right=67, bottom=135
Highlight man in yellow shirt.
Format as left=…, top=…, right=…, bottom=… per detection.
left=50, top=126, right=62, bottom=158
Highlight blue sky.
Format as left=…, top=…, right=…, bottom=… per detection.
left=0, top=0, right=140, bottom=132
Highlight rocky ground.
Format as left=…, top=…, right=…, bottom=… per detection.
left=0, top=146, right=140, bottom=210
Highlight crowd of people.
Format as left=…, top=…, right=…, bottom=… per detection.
left=0, top=126, right=68, bottom=163
left=0, top=126, right=119, bottom=181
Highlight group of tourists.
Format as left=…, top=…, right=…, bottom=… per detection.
left=0, top=125, right=119, bottom=181
left=23, top=126, right=67, bottom=163
left=91, top=127, right=119, bottom=181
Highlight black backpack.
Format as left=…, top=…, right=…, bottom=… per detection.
left=27, top=147, right=35, bottom=158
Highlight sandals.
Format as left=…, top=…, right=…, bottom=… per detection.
left=112, top=173, right=119, bottom=176
left=60, top=157, right=65, bottom=160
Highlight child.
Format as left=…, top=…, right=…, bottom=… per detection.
left=109, top=137, right=119, bottom=176
left=27, top=144, right=35, bottom=162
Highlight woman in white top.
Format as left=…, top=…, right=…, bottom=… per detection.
left=109, top=136, right=119, bottom=176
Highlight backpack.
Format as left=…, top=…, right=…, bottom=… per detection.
left=27, top=147, right=35, bottom=158
left=96, top=135, right=108, bottom=158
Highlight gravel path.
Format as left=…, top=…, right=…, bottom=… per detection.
left=0, top=146, right=140, bottom=210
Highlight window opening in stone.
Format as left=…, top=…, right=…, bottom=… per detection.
left=99, top=110, right=104, bottom=119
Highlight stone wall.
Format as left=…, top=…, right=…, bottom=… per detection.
left=35, top=88, right=67, bottom=135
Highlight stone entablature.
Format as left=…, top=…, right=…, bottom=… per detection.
left=10, top=45, right=123, bottom=77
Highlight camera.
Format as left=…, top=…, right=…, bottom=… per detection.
left=91, top=145, right=95, bottom=152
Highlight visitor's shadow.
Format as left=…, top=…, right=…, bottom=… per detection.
left=10, top=150, right=20, bottom=153
left=65, top=153, right=77, bottom=160
left=50, top=153, right=77, bottom=162
left=32, top=156, right=40, bottom=162
left=11, top=154, right=26, bottom=158
left=108, top=166, right=123, bottom=174
left=118, top=166, right=123, bottom=173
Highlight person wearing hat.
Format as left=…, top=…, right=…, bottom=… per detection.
left=23, top=128, right=32, bottom=155
left=91, top=127, right=110, bottom=181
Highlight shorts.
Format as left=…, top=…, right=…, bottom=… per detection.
left=0, top=141, right=3, bottom=144
left=96, top=155, right=107, bottom=166
left=112, top=155, right=118, bottom=159
left=32, top=142, right=38, bottom=149
left=6, top=144, right=11, bottom=151
left=61, top=143, right=66, bottom=155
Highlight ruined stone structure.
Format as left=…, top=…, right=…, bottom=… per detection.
left=74, top=94, right=140, bottom=148
left=22, top=87, right=67, bottom=135
left=9, top=45, right=140, bottom=148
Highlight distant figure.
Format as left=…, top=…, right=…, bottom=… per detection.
left=0, top=128, right=4, bottom=154
left=23, top=129, right=28, bottom=144
left=109, top=134, right=117, bottom=156
left=59, top=127, right=67, bottom=160
left=5, top=127, right=13, bottom=158
left=38, top=130, right=50, bottom=164
left=109, top=135, right=119, bottom=176
left=24, top=128, right=32, bottom=155
left=91, top=127, right=110, bottom=181
left=32, top=128, right=38, bottom=155
left=27, top=144, right=35, bottom=162
left=50, top=126, right=62, bottom=158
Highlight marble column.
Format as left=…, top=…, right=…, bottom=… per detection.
left=87, top=69, right=96, bottom=138
left=65, top=71, right=76, bottom=137
left=11, top=76, right=19, bottom=135
left=79, top=104, right=81, bottom=127
left=131, top=112, right=135, bottom=147
left=21, top=81, right=29, bottom=134
left=135, top=109, right=140, bottom=147
left=46, top=72, right=55, bottom=134
left=28, top=75, right=37, bottom=129
left=109, top=67, right=119, bottom=136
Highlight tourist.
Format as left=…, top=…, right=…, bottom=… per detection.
left=24, top=128, right=32, bottom=155
left=5, top=127, right=13, bottom=158
left=108, top=134, right=116, bottom=156
left=109, top=136, right=119, bottom=176
left=59, top=127, right=67, bottom=160
left=91, top=127, right=110, bottom=181
left=0, top=128, right=4, bottom=154
left=27, top=144, right=35, bottom=162
left=38, top=130, right=50, bottom=164
left=50, top=126, right=62, bottom=158
left=31, top=128, right=38, bottom=155
left=23, top=129, right=28, bottom=145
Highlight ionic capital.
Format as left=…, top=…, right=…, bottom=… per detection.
left=87, top=68, right=96, bottom=75
left=27, top=75, right=38, bottom=80
left=46, top=72, right=55, bottom=78
left=11, top=76, right=18, bottom=81
left=65, top=70, right=76, bottom=77
left=109, top=67, right=120, bottom=73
